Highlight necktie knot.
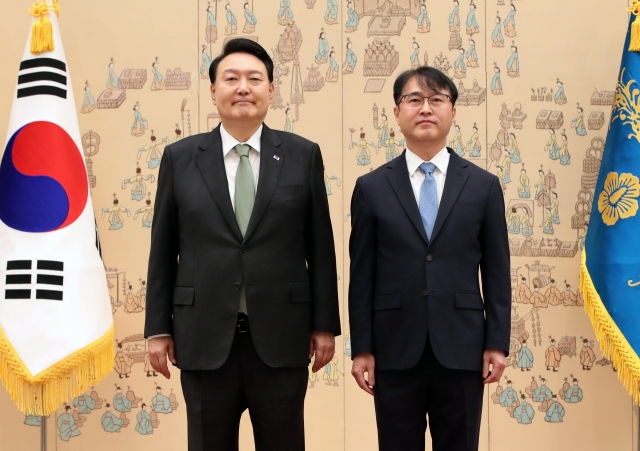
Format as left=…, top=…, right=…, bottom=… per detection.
left=235, top=143, right=251, bottom=158
left=419, top=162, right=436, bottom=176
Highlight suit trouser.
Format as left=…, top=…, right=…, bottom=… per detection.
left=374, top=337, right=484, bottom=451
left=180, top=318, right=308, bottom=451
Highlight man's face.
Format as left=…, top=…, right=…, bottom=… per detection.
left=210, top=52, right=273, bottom=123
left=393, top=76, right=456, bottom=146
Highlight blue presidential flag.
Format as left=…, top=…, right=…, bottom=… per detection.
left=581, top=10, right=640, bottom=401
left=0, top=1, right=113, bottom=416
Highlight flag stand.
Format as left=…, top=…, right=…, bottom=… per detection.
left=40, top=416, right=47, bottom=451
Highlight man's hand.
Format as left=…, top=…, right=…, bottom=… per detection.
left=148, top=336, right=176, bottom=379
left=482, top=348, right=506, bottom=384
left=309, top=331, right=335, bottom=372
left=351, top=352, right=375, bottom=396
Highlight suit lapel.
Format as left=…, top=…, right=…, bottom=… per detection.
left=430, top=149, right=470, bottom=244
left=385, top=152, right=429, bottom=246
left=195, top=125, right=243, bottom=242
left=243, top=124, right=283, bottom=242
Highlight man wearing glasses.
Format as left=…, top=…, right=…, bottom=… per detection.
left=348, top=66, right=511, bottom=451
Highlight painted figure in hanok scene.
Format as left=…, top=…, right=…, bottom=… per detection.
left=382, top=129, right=406, bottom=162
left=122, top=164, right=155, bottom=201
left=580, top=339, right=597, bottom=370
left=506, top=42, right=519, bottom=77
left=544, top=394, right=565, bottom=423
left=326, top=48, right=339, bottom=82
left=150, top=57, right=164, bottom=91
left=410, top=39, right=421, bottom=69
left=513, top=393, right=535, bottom=424
left=466, top=39, right=479, bottom=68
left=504, top=2, right=517, bottom=37
left=559, top=131, right=571, bottom=165
left=466, top=1, right=479, bottom=35
left=417, top=2, right=430, bottom=33
left=507, top=208, right=520, bottom=234
left=350, top=129, right=377, bottom=165
left=518, top=168, right=530, bottom=198
left=467, top=123, right=481, bottom=156
left=454, top=48, right=467, bottom=79
left=134, top=195, right=155, bottom=228
left=325, top=0, right=338, bottom=25
left=520, top=207, right=533, bottom=236
left=131, top=102, right=148, bottom=137
left=225, top=3, right=238, bottom=36
left=114, top=341, right=134, bottom=378
left=564, top=377, right=583, bottom=403
left=554, top=79, right=567, bottom=104
left=346, top=1, right=359, bottom=32
left=101, top=404, right=125, bottom=432
left=491, top=64, right=503, bottom=95
left=106, top=58, right=119, bottom=89
left=201, top=45, right=213, bottom=78
left=449, top=0, right=460, bottom=31
left=243, top=2, right=257, bottom=33
left=135, top=403, right=154, bottom=435
left=449, top=122, right=465, bottom=156
left=343, top=38, right=357, bottom=73
left=152, top=386, right=173, bottom=414
left=545, top=338, right=561, bottom=372
left=137, top=132, right=168, bottom=169
left=492, top=13, right=504, bottom=47
left=80, top=81, right=95, bottom=113
left=278, top=0, right=294, bottom=25
left=58, top=405, right=81, bottom=441
left=572, top=104, right=587, bottom=136
left=102, top=195, right=131, bottom=230
left=316, top=30, right=330, bottom=64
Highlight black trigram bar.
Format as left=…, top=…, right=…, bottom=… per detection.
left=36, top=289, right=63, bottom=301
left=19, top=58, right=66, bottom=72
left=36, top=274, right=63, bottom=286
left=7, top=260, right=32, bottom=270
left=6, top=274, right=32, bottom=284
left=17, top=86, right=66, bottom=99
left=18, top=72, right=67, bottom=86
left=37, top=260, right=64, bottom=271
left=5, top=289, right=31, bottom=299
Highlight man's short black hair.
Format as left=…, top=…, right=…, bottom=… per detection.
left=393, top=66, right=458, bottom=106
left=209, top=38, right=274, bottom=84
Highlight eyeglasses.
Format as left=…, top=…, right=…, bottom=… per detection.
left=397, top=93, right=451, bottom=109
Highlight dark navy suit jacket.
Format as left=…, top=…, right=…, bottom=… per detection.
left=348, top=149, right=511, bottom=372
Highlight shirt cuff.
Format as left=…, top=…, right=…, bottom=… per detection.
left=147, top=334, right=171, bottom=340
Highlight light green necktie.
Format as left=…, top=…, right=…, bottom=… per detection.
left=234, top=143, right=254, bottom=314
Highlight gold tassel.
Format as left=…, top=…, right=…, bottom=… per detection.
left=0, top=325, right=114, bottom=416
left=629, top=1, right=640, bottom=52
left=28, top=0, right=60, bottom=55
left=580, top=250, right=640, bottom=403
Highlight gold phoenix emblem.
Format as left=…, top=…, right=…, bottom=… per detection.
left=597, top=172, right=640, bottom=226
left=612, top=68, right=640, bottom=142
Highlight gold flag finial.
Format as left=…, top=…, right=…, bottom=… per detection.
left=28, top=0, right=60, bottom=54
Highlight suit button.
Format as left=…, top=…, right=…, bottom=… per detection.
left=426, top=255, right=433, bottom=262
left=242, top=248, right=247, bottom=253
left=234, top=282, right=241, bottom=290
left=422, top=289, right=429, bottom=296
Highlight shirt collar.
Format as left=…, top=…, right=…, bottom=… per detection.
left=220, top=123, right=263, bottom=157
left=405, top=146, right=450, bottom=176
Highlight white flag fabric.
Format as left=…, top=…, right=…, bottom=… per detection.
left=0, top=2, right=113, bottom=415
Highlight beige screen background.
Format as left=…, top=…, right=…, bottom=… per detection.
left=0, top=0, right=637, bottom=450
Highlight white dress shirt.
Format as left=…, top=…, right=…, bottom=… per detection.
left=405, top=146, right=450, bottom=207
left=220, top=123, right=263, bottom=210
left=148, top=124, right=263, bottom=340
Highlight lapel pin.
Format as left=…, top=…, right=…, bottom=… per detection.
left=273, top=154, right=280, bottom=161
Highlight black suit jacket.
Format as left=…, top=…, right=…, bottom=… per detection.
left=144, top=124, right=341, bottom=370
left=348, top=149, right=510, bottom=372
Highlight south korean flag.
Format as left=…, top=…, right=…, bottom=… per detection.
left=0, top=2, right=113, bottom=416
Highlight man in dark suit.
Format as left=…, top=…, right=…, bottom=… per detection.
left=144, top=38, right=340, bottom=451
left=349, top=66, right=511, bottom=451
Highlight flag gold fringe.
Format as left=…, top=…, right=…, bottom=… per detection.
left=580, top=250, right=640, bottom=402
left=0, top=324, right=114, bottom=415
left=28, top=0, right=60, bottom=54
